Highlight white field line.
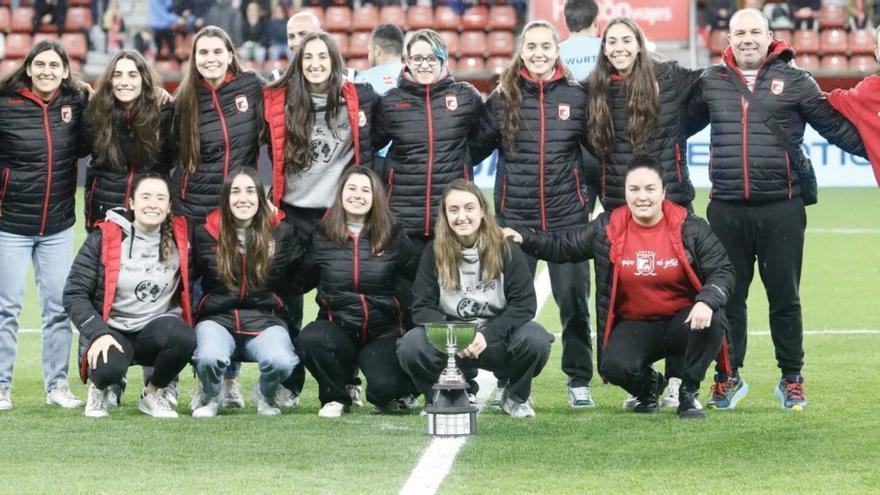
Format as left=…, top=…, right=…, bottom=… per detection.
left=549, top=329, right=880, bottom=339
left=806, top=228, right=880, bottom=235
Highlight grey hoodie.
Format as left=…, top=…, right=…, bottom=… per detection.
left=438, top=244, right=507, bottom=325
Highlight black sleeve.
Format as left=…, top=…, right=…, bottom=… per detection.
left=796, top=69, right=867, bottom=158
left=468, top=91, right=502, bottom=164
left=156, top=102, right=176, bottom=174
left=685, top=69, right=710, bottom=137
left=519, top=219, right=602, bottom=263
left=371, top=93, right=391, bottom=153
left=479, top=244, right=536, bottom=344
left=410, top=244, right=451, bottom=326
left=689, top=217, right=735, bottom=310
left=62, top=231, right=112, bottom=341
left=293, top=234, right=320, bottom=294
left=394, top=229, right=422, bottom=281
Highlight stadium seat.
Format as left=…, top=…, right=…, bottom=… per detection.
left=820, top=54, right=848, bottom=72
left=154, top=59, right=180, bottom=74
left=820, top=29, right=848, bottom=55
left=459, top=31, right=487, bottom=57
left=10, top=6, right=33, bottom=32
left=60, top=33, right=86, bottom=60
left=32, top=32, right=58, bottom=45
left=3, top=33, right=31, bottom=59
left=438, top=31, right=459, bottom=58
left=70, top=0, right=91, bottom=5
left=0, top=59, right=19, bottom=78
left=324, top=6, right=352, bottom=32
left=850, top=54, right=878, bottom=72
left=347, top=58, right=370, bottom=72
left=487, top=31, right=514, bottom=56
left=458, top=56, right=486, bottom=74
left=793, top=29, right=820, bottom=54
left=348, top=31, right=371, bottom=58
left=292, top=7, right=324, bottom=26
left=461, top=6, right=489, bottom=31
left=406, top=5, right=433, bottom=30
left=0, top=8, right=10, bottom=32
left=379, top=5, right=405, bottom=26
left=818, top=4, right=846, bottom=29
left=773, top=29, right=793, bottom=45
left=64, top=7, right=92, bottom=31
left=175, top=33, right=194, bottom=60
left=68, top=58, right=81, bottom=75
left=445, top=57, right=457, bottom=74
left=794, top=53, right=820, bottom=71
left=434, top=6, right=460, bottom=31
left=264, top=59, right=287, bottom=74
left=351, top=4, right=378, bottom=32
left=487, top=5, right=517, bottom=31
left=708, top=29, right=728, bottom=55
left=849, top=29, right=875, bottom=55
left=487, top=56, right=511, bottom=74
left=329, top=32, right=349, bottom=58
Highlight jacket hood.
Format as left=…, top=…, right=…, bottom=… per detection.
left=104, top=207, right=133, bottom=232
left=722, top=39, right=794, bottom=70
left=399, top=67, right=453, bottom=93
left=204, top=207, right=286, bottom=240
left=519, top=65, right=567, bottom=85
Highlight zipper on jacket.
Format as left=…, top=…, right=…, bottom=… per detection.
left=321, top=298, right=335, bottom=322
left=234, top=309, right=242, bottom=333
left=352, top=235, right=360, bottom=290
left=181, top=171, right=191, bottom=200
left=238, top=254, right=248, bottom=302
left=39, top=104, right=54, bottom=235
left=85, top=176, right=97, bottom=226
left=708, top=147, right=715, bottom=199
left=124, top=168, right=136, bottom=204
left=392, top=296, right=404, bottom=334
left=538, top=80, right=547, bottom=230
left=784, top=151, right=793, bottom=198
left=424, top=85, right=435, bottom=236
left=600, top=157, right=607, bottom=200
left=386, top=168, right=395, bottom=202
left=500, top=175, right=508, bottom=212
left=674, top=143, right=683, bottom=182
left=573, top=169, right=586, bottom=206
left=358, top=294, right=369, bottom=344
left=211, top=88, right=232, bottom=178
left=740, top=96, right=751, bottom=200
left=0, top=168, right=9, bottom=217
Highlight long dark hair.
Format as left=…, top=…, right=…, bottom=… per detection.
left=269, top=31, right=346, bottom=175
left=174, top=26, right=245, bottom=174
left=0, top=40, right=81, bottom=96
left=216, top=168, right=275, bottom=290
left=88, top=50, right=163, bottom=172
left=128, top=172, right=176, bottom=268
left=321, top=168, right=397, bottom=254
left=587, top=17, right=659, bottom=159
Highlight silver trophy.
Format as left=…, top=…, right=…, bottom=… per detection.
left=424, top=322, right=478, bottom=436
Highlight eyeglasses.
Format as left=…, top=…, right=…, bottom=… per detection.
left=409, top=55, right=441, bottom=67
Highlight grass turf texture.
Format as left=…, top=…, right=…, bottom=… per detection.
left=3, top=188, right=879, bottom=494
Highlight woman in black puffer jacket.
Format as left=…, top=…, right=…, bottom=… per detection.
left=296, top=168, right=421, bottom=417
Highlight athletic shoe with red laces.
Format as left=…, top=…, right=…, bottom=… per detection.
left=775, top=375, right=807, bottom=411
left=706, top=373, right=749, bottom=410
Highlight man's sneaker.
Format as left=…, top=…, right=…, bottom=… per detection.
left=252, top=387, right=281, bottom=417
left=189, top=383, right=205, bottom=412
left=489, top=386, right=506, bottom=409
left=46, top=379, right=84, bottom=408
left=161, top=381, right=179, bottom=408
left=677, top=384, right=706, bottom=419
left=192, top=396, right=220, bottom=418
left=633, top=373, right=666, bottom=414
left=84, top=384, right=110, bottom=418
left=221, top=378, right=245, bottom=409
left=706, top=373, right=749, bottom=410
left=621, top=394, right=640, bottom=411
left=501, top=396, right=535, bottom=418
left=396, top=394, right=417, bottom=411
left=138, top=390, right=179, bottom=418
left=775, top=375, right=807, bottom=411
left=660, top=377, right=681, bottom=409
left=318, top=401, right=347, bottom=418
left=275, top=386, right=300, bottom=409
left=568, top=385, right=595, bottom=409
left=347, top=384, right=363, bottom=407
left=0, top=385, right=12, bottom=411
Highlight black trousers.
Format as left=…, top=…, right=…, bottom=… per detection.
left=521, top=251, right=593, bottom=387
left=88, top=317, right=196, bottom=389
left=297, top=320, right=411, bottom=406
left=599, top=306, right=724, bottom=396
left=397, top=322, right=554, bottom=404
left=707, top=198, right=806, bottom=376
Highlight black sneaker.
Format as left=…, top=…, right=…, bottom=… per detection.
left=633, top=372, right=666, bottom=414
left=677, top=383, right=706, bottom=419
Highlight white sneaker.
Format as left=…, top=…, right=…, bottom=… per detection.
left=0, top=385, right=12, bottom=411
left=489, top=386, right=506, bottom=409
left=318, top=401, right=347, bottom=418
left=346, top=384, right=363, bottom=407
left=622, top=394, right=640, bottom=411
left=84, top=384, right=110, bottom=418
left=660, top=377, right=682, bottom=409
left=46, top=379, right=84, bottom=408
left=275, top=386, right=300, bottom=409
left=501, top=396, right=535, bottom=418
left=192, top=396, right=220, bottom=418
left=221, top=378, right=245, bottom=409
left=138, top=390, right=179, bottom=418
left=161, top=381, right=179, bottom=408
left=189, top=383, right=204, bottom=412
left=568, top=385, right=595, bottom=409
left=253, top=386, right=281, bottom=417
left=396, top=394, right=417, bottom=411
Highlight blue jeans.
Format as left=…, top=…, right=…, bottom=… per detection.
left=0, top=228, right=74, bottom=391
left=193, top=321, right=298, bottom=399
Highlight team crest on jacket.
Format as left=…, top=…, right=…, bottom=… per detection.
left=358, top=110, right=367, bottom=127
left=770, top=79, right=785, bottom=95
left=235, top=95, right=249, bottom=112
left=61, top=105, right=72, bottom=123
left=445, top=95, right=458, bottom=111
left=558, top=103, right=570, bottom=121
left=635, top=251, right=657, bottom=276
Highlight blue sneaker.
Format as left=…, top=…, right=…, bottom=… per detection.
left=775, top=375, right=807, bottom=411
left=706, top=373, right=749, bottom=410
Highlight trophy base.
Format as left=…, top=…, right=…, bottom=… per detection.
left=425, top=383, right=478, bottom=436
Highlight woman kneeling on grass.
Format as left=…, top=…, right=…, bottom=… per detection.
left=64, top=173, right=196, bottom=418
left=504, top=156, right=734, bottom=419
left=190, top=168, right=304, bottom=418
left=296, top=168, right=421, bottom=418
left=397, top=180, right=554, bottom=418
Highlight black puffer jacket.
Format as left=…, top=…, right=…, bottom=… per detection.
left=374, top=73, right=483, bottom=238
left=171, top=71, right=264, bottom=223
left=472, top=67, right=590, bottom=232
left=591, top=60, right=706, bottom=209
left=193, top=208, right=304, bottom=333
left=82, top=103, right=175, bottom=230
left=520, top=201, right=734, bottom=352
left=302, top=226, right=420, bottom=343
left=696, top=41, right=866, bottom=202
left=0, top=88, right=87, bottom=236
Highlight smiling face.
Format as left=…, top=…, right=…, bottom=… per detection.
left=111, top=58, right=143, bottom=109
left=228, top=173, right=259, bottom=227
left=302, top=38, right=333, bottom=93
left=728, top=10, right=772, bottom=70
left=625, top=167, right=666, bottom=226
left=129, top=178, right=171, bottom=232
left=444, top=189, right=484, bottom=247
left=341, top=173, right=374, bottom=224
left=603, top=22, right=640, bottom=75
left=407, top=40, right=444, bottom=85
left=194, top=36, right=232, bottom=88
left=520, top=26, right=559, bottom=81
left=26, top=49, right=68, bottom=100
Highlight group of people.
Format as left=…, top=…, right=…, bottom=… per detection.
left=0, top=0, right=877, bottom=421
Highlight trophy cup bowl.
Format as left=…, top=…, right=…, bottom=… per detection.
left=423, top=322, right=478, bottom=436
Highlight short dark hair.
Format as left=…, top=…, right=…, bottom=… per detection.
left=625, top=154, right=666, bottom=187
left=370, top=24, right=404, bottom=56
left=564, top=0, right=599, bottom=32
